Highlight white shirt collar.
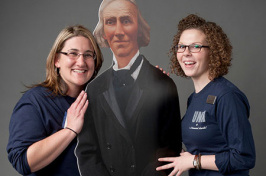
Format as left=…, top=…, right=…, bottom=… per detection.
left=112, top=50, right=140, bottom=71
left=112, top=50, right=143, bottom=80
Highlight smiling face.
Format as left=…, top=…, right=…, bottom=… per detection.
left=177, top=29, right=210, bottom=82
left=102, top=0, right=139, bottom=62
left=55, top=36, right=95, bottom=97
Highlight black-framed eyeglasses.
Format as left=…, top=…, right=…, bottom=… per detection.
left=175, top=44, right=210, bottom=53
left=58, top=50, right=96, bottom=60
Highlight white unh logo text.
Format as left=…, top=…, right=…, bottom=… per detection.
left=192, top=111, right=206, bottom=123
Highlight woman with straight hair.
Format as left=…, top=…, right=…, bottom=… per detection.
left=7, top=25, right=103, bottom=176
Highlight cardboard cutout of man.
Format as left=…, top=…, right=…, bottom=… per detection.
left=76, top=0, right=182, bottom=175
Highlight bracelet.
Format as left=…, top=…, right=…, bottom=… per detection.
left=193, top=155, right=199, bottom=169
left=198, top=153, right=202, bottom=170
left=193, top=153, right=202, bottom=170
left=65, top=127, right=78, bottom=136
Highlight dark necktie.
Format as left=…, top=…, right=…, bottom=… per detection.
left=112, top=55, right=142, bottom=115
left=113, top=55, right=142, bottom=88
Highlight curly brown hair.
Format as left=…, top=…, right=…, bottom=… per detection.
left=170, top=14, right=232, bottom=80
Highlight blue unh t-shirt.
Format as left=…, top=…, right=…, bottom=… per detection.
left=182, top=77, right=255, bottom=176
left=7, top=86, right=79, bottom=176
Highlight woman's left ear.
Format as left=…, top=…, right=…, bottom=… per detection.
left=54, top=55, right=60, bottom=68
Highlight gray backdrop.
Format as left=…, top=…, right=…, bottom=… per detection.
left=1, top=0, right=265, bottom=175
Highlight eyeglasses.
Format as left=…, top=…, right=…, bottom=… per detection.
left=175, top=44, right=210, bottom=53
left=58, top=50, right=96, bottom=60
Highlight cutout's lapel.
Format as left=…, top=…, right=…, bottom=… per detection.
left=125, top=83, right=143, bottom=121
left=101, top=75, right=132, bottom=143
left=103, top=80, right=127, bottom=129
left=125, top=56, right=150, bottom=122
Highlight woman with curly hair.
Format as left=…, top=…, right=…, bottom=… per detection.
left=156, top=14, right=255, bottom=176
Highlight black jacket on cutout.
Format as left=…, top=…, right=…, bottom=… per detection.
left=76, top=56, right=182, bottom=176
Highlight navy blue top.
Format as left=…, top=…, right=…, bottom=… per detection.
left=7, top=86, right=79, bottom=176
left=182, top=77, right=255, bottom=176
